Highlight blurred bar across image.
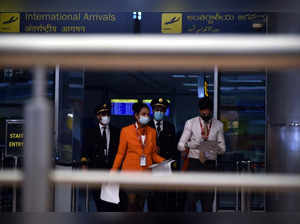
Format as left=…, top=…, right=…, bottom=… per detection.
left=0, top=0, right=300, bottom=223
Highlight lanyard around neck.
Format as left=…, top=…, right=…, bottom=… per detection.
left=135, top=122, right=147, bottom=152
left=199, top=118, right=212, bottom=140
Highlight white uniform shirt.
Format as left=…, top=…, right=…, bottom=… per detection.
left=177, top=116, right=226, bottom=160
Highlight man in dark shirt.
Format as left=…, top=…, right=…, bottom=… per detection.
left=147, top=97, right=179, bottom=211
left=81, top=102, right=121, bottom=212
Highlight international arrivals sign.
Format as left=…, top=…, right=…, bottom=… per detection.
left=141, top=12, right=267, bottom=33
left=0, top=12, right=133, bottom=33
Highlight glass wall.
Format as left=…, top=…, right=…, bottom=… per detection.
left=218, top=72, right=266, bottom=211
left=0, top=68, right=55, bottom=211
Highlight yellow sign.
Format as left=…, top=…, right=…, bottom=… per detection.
left=204, top=81, right=209, bottom=97
left=161, top=13, right=182, bottom=33
left=0, top=13, right=20, bottom=32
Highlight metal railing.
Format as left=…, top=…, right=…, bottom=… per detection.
left=1, top=169, right=300, bottom=191
left=1, top=34, right=300, bottom=70
left=1, top=34, right=300, bottom=212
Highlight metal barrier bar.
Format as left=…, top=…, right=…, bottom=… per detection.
left=23, top=66, right=52, bottom=212
left=0, top=170, right=23, bottom=185
left=49, top=170, right=300, bottom=191
left=1, top=169, right=300, bottom=191
left=0, top=34, right=300, bottom=70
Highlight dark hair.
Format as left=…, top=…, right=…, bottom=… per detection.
left=132, top=102, right=150, bottom=115
left=198, top=97, right=213, bottom=110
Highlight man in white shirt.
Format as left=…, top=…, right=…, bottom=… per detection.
left=177, top=97, right=226, bottom=212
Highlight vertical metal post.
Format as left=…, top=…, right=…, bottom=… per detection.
left=54, top=65, right=60, bottom=160
left=241, top=185, right=245, bottom=212
left=247, top=161, right=252, bottom=212
left=71, top=161, right=77, bottom=212
left=213, top=65, right=219, bottom=120
left=240, top=161, right=247, bottom=213
left=85, top=185, right=89, bottom=212
left=23, top=66, right=52, bottom=212
left=213, top=65, right=219, bottom=212
left=235, top=161, right=240, bottom=212
left=12, top=156, right=18, bottom=212
left=71, top=184, right=76, bottom=212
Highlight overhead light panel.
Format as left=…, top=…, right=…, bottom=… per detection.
left=221, top=78, right=264, bottom=83
left=187, top=75, right=200, bottom=78
left=171, top=74, right=186, bottom=78
left=183, top=83, right=197, bottom=87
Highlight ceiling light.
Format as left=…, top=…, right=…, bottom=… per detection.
left=171, top=75, right=186, bottom=78
left=187, top=75, right=200, bottom=78
left=222, top=79, right=264, bottom=83
left=183, top=83, right=197, bottom=87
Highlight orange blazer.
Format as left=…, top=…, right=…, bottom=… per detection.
left=112, top=124, right=165, bottom=171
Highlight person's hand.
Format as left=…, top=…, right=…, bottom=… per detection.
left=109, top=169, right=118, bottom=174
left=187, top=140, right=202, bottom=149
left=182, top=148, right=189, bottom=159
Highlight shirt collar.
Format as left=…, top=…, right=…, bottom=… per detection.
left=154, top=119, right=162, bottom=125
left=99, top=123, right=108, bottom=130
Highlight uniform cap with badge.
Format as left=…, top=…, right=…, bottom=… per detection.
left=95, top=103, right=111, bottom=115
left=150, top=97, right=170, bottom=109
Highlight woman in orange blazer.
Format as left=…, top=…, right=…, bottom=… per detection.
left=112, top=102, right=165, bottom=211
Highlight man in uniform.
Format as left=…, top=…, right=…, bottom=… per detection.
left=147, top=97, right=179, bottom=211
left=81, top=102, right=121, bottom=212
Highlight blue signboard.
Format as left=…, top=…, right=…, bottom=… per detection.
left=111, top=99, right=170, bottom=116
left=141, top=12, right=267, bottom=33
left=0, top=12, right=133, bottom=33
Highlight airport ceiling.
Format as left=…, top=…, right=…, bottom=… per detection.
left=84, top=71, right=265, bottom=96
left=84, top=71, right=204, bottom=96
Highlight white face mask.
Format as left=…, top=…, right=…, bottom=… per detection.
left=101, top=116, right=110, bottom=125
left=139, top=115, right=150, bottom=125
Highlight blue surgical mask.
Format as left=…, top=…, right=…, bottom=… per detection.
left=154, top=111, right=164, bottom=121
left=139, top=116, right=150, bottom=125
left=101, top=116, right=110, bottom=125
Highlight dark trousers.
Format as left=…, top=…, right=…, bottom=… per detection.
left=126, top=191, right=146, bottom=212
left=185, top=158, right=216, bottom=212
left=148, top=192, right=178, bottom=212
left=93, top=190, right=122, bottom=212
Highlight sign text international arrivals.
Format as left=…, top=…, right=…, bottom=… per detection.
left=0, top=12, right=133, bottom=33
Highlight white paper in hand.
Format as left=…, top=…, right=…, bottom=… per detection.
left=149, top=159, right=175, bottom=176
left=100, top=183, right=120, bottom=204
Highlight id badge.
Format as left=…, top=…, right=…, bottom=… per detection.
left=140, top=155, right=147, bottom=167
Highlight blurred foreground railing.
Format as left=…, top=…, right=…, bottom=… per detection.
left=1, top=34, right=300, bottom=70
left=1, top=34, right=300, bottom=212
left=1, top=169, right=300, bottom=192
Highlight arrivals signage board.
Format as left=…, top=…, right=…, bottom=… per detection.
left=0, top=12, right=133, bottom=33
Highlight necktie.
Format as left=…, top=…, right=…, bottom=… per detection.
left=156, top=121, right=161, bottom=135
left=102, top=127, right=108, bottom=157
